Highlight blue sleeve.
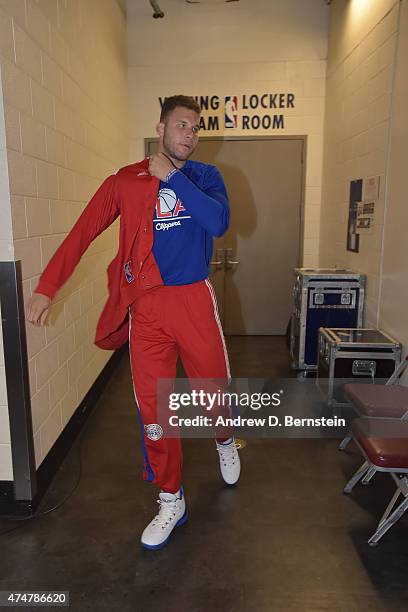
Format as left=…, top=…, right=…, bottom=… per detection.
left=166, top=166, right=230, bottom=237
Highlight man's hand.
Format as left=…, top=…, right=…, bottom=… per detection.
left=148, top=153, right=175, bottom=181
left=26, top=293, right=52, bottom=326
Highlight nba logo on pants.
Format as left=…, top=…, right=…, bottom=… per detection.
left=224, top=96, right=238, bottom=129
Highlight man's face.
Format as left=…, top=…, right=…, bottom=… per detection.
left=157, top=106, right=200, bottom=164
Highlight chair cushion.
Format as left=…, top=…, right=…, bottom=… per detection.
left=352, top=418, right=408, bottom=469
left=344, top=383, right=408, bottom=418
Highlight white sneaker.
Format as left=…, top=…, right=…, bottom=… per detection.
left=216, top=438, right=241, bottom=485
left=141, top=486, right=187, bottom=550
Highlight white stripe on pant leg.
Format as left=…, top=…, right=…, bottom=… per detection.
left=128, top=307, right=155, bottom=482
left=205, top=279, right=231, bottom=383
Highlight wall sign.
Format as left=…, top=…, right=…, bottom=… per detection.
left=347, top=179, right=362, bottom=253
left=355, top=176, right=379, bottom=235
left=159, top=93, right=296, bottom=131
left=356, top=201, right=375, bottom=234
left=364, top=175, right=380, bottom=200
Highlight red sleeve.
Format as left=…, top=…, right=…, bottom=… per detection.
left=35, top=174, right=120, bottom=299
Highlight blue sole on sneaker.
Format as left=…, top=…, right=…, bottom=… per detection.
left=141, top=509, right=188, bottom=550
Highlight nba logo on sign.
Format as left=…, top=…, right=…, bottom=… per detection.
left=224, top=96, right=238, bottom=129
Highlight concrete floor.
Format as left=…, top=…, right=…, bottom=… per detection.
left=1, top=336, right=408, bottom=611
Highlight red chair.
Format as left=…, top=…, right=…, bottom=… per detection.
left=339, top=356, right=408, bottom=452
left=343, top=418, right=408, bottom=545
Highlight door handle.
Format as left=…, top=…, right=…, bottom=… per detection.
left=211, top=259, right=224, bottom=267
left=225, top=248, right=239, bottom=270
left=210, top=248, right=225, bottom=271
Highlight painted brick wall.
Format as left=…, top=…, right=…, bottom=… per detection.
left=0, top=61, right=13, bottom=480
left=379, top=0, right=408, bottom=356
left=319, top=0, right=400, bottom=325
left=0, top=0, right=129, bottom=477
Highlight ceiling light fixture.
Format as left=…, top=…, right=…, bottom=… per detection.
left=185, top=0, right=240, bottom=4
left=149, top=0, right=164, bottom=18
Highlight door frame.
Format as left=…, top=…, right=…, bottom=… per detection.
left=144, top=134, right=308, bottom=270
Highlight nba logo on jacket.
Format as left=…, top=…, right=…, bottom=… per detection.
left=224, top=96, right=238, bottom=129
left=124, top=261, right=134, bottom=283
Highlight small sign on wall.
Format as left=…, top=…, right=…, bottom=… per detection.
left=356, top=201, right=375, bottom=234
left=347, top=176, right=380, bottom=248
left=364, top=175, right=380, bottom=200
left=347, top=179, right=362, bottom=252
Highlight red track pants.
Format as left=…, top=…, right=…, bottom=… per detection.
left=128, top=279, right=231, bottom=493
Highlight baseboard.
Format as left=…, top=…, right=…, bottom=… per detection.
left=0, top=344, right=127, bottom=518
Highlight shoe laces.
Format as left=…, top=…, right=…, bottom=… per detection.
left=151, top=497, right=179, bottom=530
left=216, top=441, right=238, bottom=467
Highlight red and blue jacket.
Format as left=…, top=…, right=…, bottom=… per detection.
left=35, top=158, right=229, bottom=350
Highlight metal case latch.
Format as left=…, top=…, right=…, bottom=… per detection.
left=352, top=359, right=377, bottom=379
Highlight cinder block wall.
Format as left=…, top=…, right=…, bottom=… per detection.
left=0, top=63, right=13, bottom=479
left=0, top=0, right=129, bottom=478
left=319, top=0, right=400, bottom=325
left=379, top=0, right=408, bottom=353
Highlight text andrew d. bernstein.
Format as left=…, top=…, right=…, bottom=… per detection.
left=168, top=416, right=346, bottom=428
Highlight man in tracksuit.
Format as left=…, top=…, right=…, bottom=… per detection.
left=27, top=95, right=241, bottom=550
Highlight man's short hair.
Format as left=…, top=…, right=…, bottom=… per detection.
left=160, top=95, right=201, bottom=122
